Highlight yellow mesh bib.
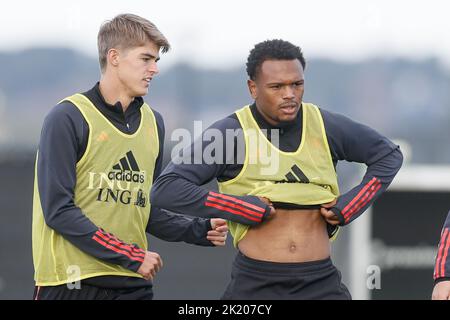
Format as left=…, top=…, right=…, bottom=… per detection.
left=32, top=94, right=159, bottom=285
left=218, top=103, right=339, bottom=247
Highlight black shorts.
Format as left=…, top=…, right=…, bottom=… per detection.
left=222, top=252, right=351, bottom=300
left=33, top=282, right=153, bottom=300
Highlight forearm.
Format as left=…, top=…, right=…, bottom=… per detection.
left=146, top=206, right=213, bottom=246
left=41, top=202, right=145, bottom=271
left=321, top=108, right=403, bottom=225
left=332, top=147, right=403, bottom=225
left=151, top=171, right=270, bottom=226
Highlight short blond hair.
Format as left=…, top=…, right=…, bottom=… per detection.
left=98, top=13, right=170, bottom=73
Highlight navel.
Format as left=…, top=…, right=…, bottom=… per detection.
left=289, top=242, right=297, bottom=253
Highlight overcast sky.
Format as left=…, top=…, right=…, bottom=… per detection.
left=1, top=0, right=449, bottom=69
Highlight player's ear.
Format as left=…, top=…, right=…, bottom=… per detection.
left=107, top=48, right=120, bottom=68
left=248, top=79, right=257, bottom=99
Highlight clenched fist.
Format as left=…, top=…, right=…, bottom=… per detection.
left=432, top=280, right=450, bottom=300
left=320, top=199, right=340, bottom=225
left=208, top=218, right=229, bottom=246
left=137, top=251, right=163, bottom=280
left=258, top=197, right=276, bottom=219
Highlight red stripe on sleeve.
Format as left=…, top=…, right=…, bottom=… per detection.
left=207, top=196, right=263, bottom=218
left=95, top=230, right=145, bottom=258
left=439, top=229, right=450, bottom=278
left=205, top=201, right=261, bottom=222
left=344, top=181, right=381, bottom=222
left=209, top=191, right=266, bottom=213
left=435, top=229, right=448, bottom=279
left=92, top=235, right=144, bottom=263
left=342, top=177, right=377, bottom=215
left=98, top=230, right=144, bottom=256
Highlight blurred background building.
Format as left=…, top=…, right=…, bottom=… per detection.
left=1, top=0, right=449, bottom=299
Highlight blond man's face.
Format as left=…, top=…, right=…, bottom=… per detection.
left=115, top=41, right=160, bottom=97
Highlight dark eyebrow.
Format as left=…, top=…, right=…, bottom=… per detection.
left=141, top=53, right=160, bottom=62
left=267, top=80, right=304, bottom=86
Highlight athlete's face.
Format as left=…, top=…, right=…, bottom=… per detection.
left=116, top=41, right=160, bottom=97
left=248, top=59, right=304, bottom=125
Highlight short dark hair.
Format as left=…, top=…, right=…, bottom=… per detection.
left=246, top=39, right=306, bottom=80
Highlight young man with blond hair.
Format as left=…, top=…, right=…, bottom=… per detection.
left=32, top=13, right=227, bottom=300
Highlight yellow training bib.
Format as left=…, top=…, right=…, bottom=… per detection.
left=219, top=103, right=339, bottom=246
left=32, top=93, right=159, bottom=285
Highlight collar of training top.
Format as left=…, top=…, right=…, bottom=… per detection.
left=89, top=82, right=144, bottom=115
left=250, top=102, right=303, bottom=132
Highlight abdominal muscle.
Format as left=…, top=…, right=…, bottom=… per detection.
left=237, top=208, right=330, bottom=262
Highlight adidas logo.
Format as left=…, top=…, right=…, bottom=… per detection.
left=113, top=151, right=140, bottom=171
left=108, top=151, right=145, bottom=183
left=276, top=164, right=310, bottom=184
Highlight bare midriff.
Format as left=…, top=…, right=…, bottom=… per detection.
left=237, top=208, right=330, bottom=262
